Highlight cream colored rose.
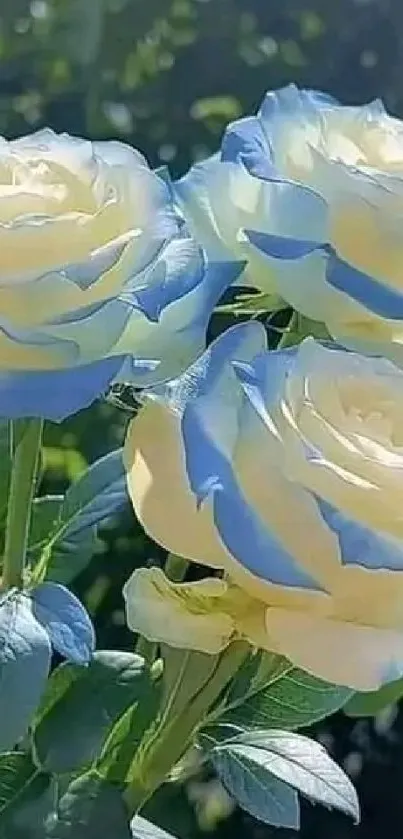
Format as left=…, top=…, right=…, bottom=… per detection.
left=0, top=129, right=237, bottom=419
left=124, top=322, right=403, bottom=691
left=176, top=85, right=403, bottom=366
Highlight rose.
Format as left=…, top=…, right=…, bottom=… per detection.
left=124, top=321, right=403, bottom=691
left=175, top=85, right=403, bottom=364
left=0, top=129, right=240, bottom=420
left=174, top=154, right=280, bottom=298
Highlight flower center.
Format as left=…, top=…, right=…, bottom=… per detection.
left=337, top=377, right=403, bottom=445
left=0, top=153, right=96, bottom=224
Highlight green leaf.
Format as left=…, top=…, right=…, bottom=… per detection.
left=33, top=650, right=148, bottom=774
left=99, top=705, right=142, bottom=782
left=28, top=497, right=64, bottom=563
left=0, top=751, right=54, bottom=839
left=344, top=678, right=403, bottom=717
left=34, top=449, right=127, bottom=584
left=99, top=677, right=162, bottom=782
left=0, top=752, right=38, bottom=813
left=225, top=651, right=290, bottom=707
left=45, top=772, right=131, bottom=838
left=34, top=660, right=81, bottom=726
left=223, top=653, right=264, bottom=706
left=211, top=739, right=300, bottom=829
left=252, top=652, right=292, bottom=689
left=131, top=816, right=178, bottom=839
left=200, top=723, right=244, bottom=747
left=46, top=530, right=102, bottom=585
left=224, top=666, right=352, bottom=730
left=56, top=449, right=126, bottom=540
left=212, top=730, right=359, bottom=822
left=0, top=593, right=51, bottom=751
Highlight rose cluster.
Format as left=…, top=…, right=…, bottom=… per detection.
left=7, top=88, right=403, bottom=690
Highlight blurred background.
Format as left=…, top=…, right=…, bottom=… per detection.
left=2, top=0, right=403, bottom=836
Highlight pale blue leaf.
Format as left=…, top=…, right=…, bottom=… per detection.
left=131, top=816, right=178, bottom=839
left=57, top=449, right=127, bottom=535
left=0, top=593, right=51, bottom=750
left=36, top=449, right=127, bottom=583
left=217, top=730, right=360, bottom=822
left=30, top=583, right=95, bottom=665
left=211, top=741, right=300, bottom=829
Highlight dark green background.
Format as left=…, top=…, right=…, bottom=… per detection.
left=2, top=0, right=403, bottom=836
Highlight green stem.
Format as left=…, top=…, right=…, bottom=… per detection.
left=123, top=641, right=249, bottom=816
left=3, top=419, right=43, bottom=590
left=277, top=310, right=299, bottom=349
left=278, top=312, right=330, bottom=349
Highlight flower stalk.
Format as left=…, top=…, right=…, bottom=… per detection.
left=123, top=641, right=249, bottom=816
left=2, top=419, right=43, bottom=590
